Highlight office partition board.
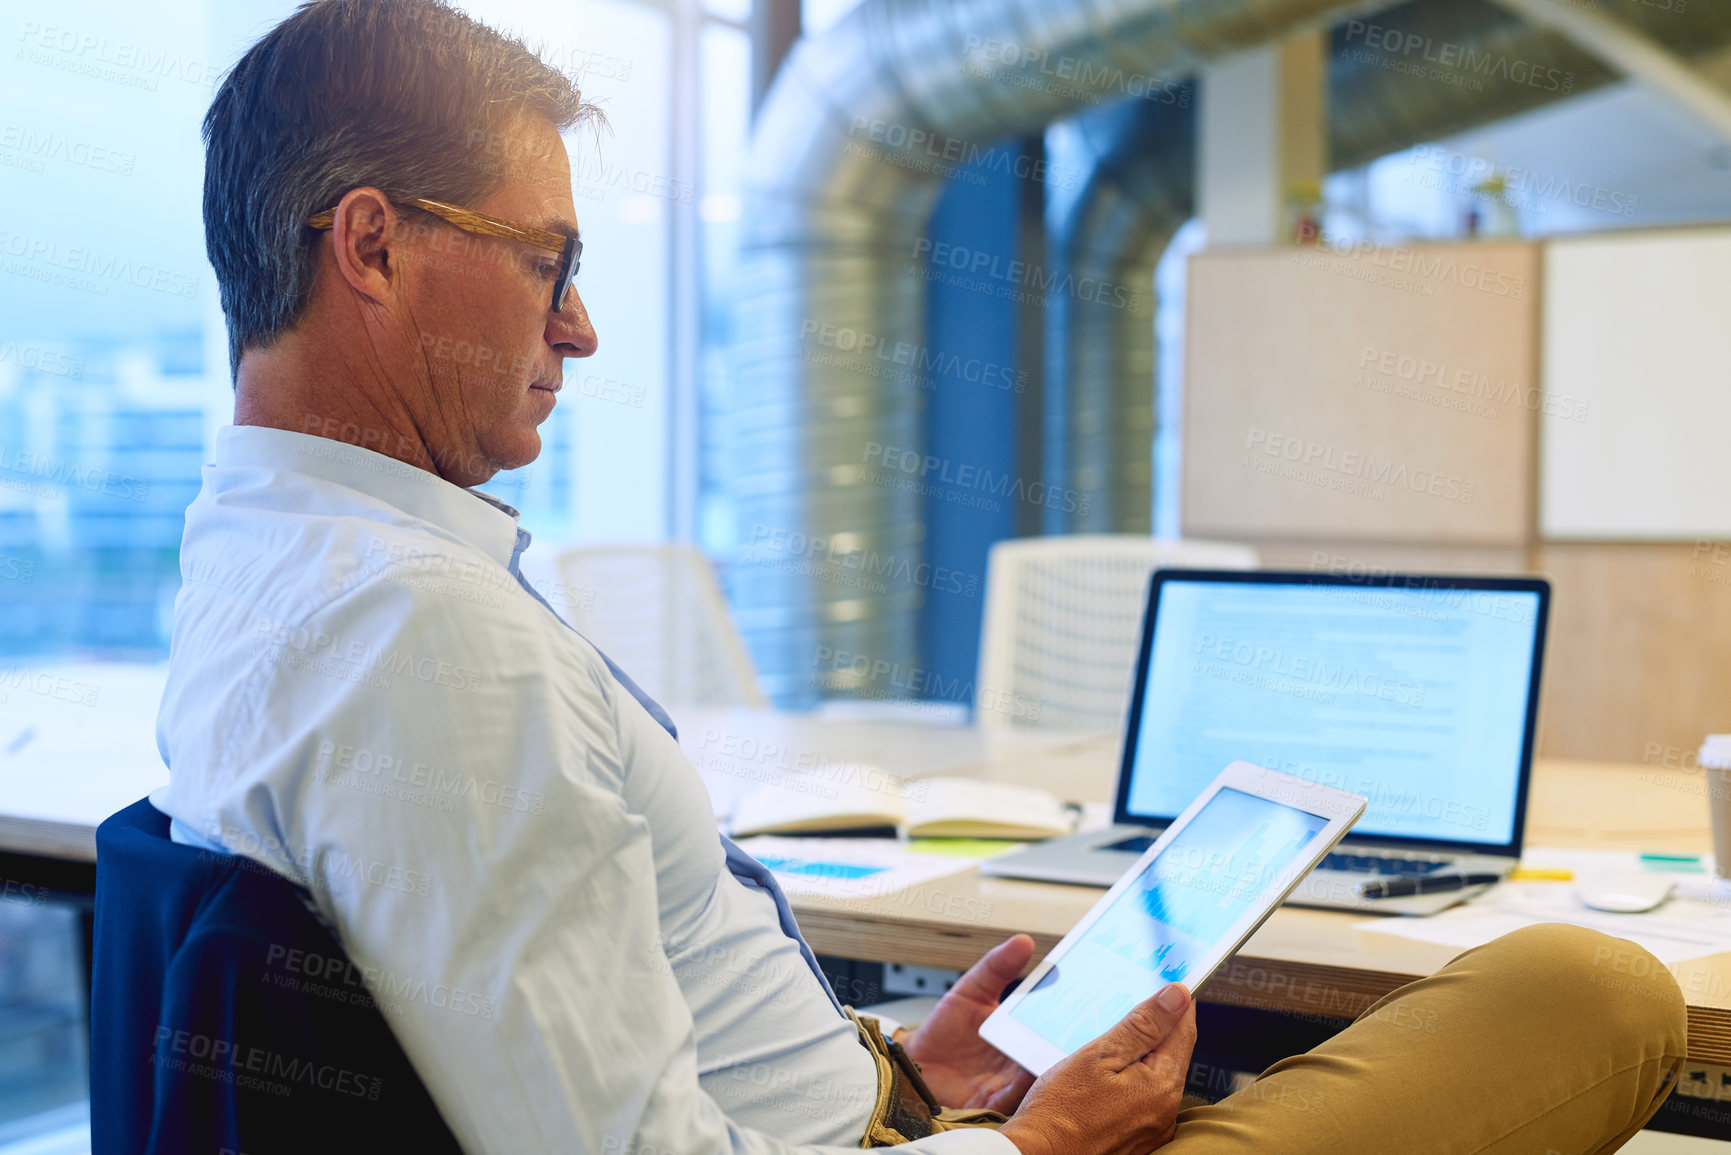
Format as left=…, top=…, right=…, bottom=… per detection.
left=1539, top=227, right=1731, bottom=540
left=1533, top=541, right=1731, bottom=763
left=1182, top=242, right=1538, bottom=545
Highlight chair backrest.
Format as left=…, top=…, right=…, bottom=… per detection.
left=975, top=536, right=1258, bottom=733
left=91, top=798, right=462, bottom=1154
left=553, top=543, right=767, bottom=710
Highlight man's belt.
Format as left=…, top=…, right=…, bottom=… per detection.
left=845, top=1007, right=1008, bottom=1146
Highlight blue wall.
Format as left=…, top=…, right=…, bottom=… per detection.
left=918, top=140, right=1035, bottom=708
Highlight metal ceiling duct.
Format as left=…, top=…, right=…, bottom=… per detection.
left=1043, top=91, right=1193, bottom=535
left=1045, top=0, right=1731, bottom=534
left=731, top=0, right=1390, bottom=706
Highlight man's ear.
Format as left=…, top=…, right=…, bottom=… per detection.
left=326, top=187, right=402, bottom=306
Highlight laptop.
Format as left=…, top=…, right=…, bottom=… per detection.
left=982, top=569, right=1551, bottom=916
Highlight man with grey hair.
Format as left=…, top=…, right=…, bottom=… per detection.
left=156, top=1, right=1687, bottom=1152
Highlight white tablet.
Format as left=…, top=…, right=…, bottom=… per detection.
left=979, top=761, right=1367, bottom=1076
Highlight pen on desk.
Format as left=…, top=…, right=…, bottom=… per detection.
left=1358, top=873, right=1504, bottom=899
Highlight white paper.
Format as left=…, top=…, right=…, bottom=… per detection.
left=1354, top=847, right=1731, bottom=964
left=735, top=836, right=975, bottom=904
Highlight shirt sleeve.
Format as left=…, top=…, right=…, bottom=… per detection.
left=227, top=584, right=1019, bottom=1155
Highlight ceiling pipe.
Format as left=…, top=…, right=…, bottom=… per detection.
left=730, top=0, right=1393, bottom=706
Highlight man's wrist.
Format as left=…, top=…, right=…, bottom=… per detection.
left=997, top=1117, right=1049, bottom=1155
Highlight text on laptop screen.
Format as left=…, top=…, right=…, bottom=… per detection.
left=1126, top=580, right=1541, bottom=845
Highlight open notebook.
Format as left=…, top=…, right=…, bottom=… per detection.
left=728, top=773, right=1074, bottom=841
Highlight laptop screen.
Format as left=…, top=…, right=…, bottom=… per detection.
left=1117, top=571, right=1549, bottom=854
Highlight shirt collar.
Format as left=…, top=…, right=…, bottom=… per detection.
left=212, top=425, right=527, bottom=570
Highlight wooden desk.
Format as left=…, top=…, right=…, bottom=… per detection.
left=677, top=712, right=1731, bottom=1069
left=7, top=689, right=1728, bottom=1067
left=0, top=662, right=170, bottom=895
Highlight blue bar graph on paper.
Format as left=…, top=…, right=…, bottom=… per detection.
left=755, top=857, right=885, bottom=880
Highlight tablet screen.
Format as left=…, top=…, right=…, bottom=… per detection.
left=1009, top=787, right=1329, bottom=1052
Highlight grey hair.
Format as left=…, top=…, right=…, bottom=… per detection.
left=202, top=0, right=596, bottom=379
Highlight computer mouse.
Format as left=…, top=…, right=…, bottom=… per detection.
left=1574, top=872, right=1675, bottom=914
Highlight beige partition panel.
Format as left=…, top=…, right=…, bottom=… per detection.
left=1183, top=242, right=1538, bottom=545
left=1535, top=543, right=1731, bottom=764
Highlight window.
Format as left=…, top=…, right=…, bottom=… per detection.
left=0, top=0, right=749, bottom=1138
left=0, top=0, right=745, bottom=660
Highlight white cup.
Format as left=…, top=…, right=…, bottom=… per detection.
left=1701, top=736, right=1731, bottom=881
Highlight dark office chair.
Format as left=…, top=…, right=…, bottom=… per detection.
left=91, top=797, right=465, bottom=1154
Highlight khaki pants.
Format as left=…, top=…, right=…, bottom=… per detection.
left=1165, top=924, right=1688, bottom=1155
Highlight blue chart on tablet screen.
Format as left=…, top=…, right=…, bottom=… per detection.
left=1011, top=788, right=1328, bottom=1052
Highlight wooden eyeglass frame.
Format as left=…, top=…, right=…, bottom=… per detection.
left=306, top=196, right=581, bottom=312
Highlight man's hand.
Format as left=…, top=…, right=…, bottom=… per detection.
left=998, top=982, right=1198, bottom=1155
left=898, top=934, right=1039, bottom=1112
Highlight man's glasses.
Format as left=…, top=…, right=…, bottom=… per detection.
left=306, top=197, right=582, bottom=313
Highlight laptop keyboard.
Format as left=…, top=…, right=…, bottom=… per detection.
left=1320, top=853, right=1451, bottom=875
left=1102, top=835, right=1451, bottom=877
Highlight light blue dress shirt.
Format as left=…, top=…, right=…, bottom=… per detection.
left=154, top=426, right=1015, bottom=1155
